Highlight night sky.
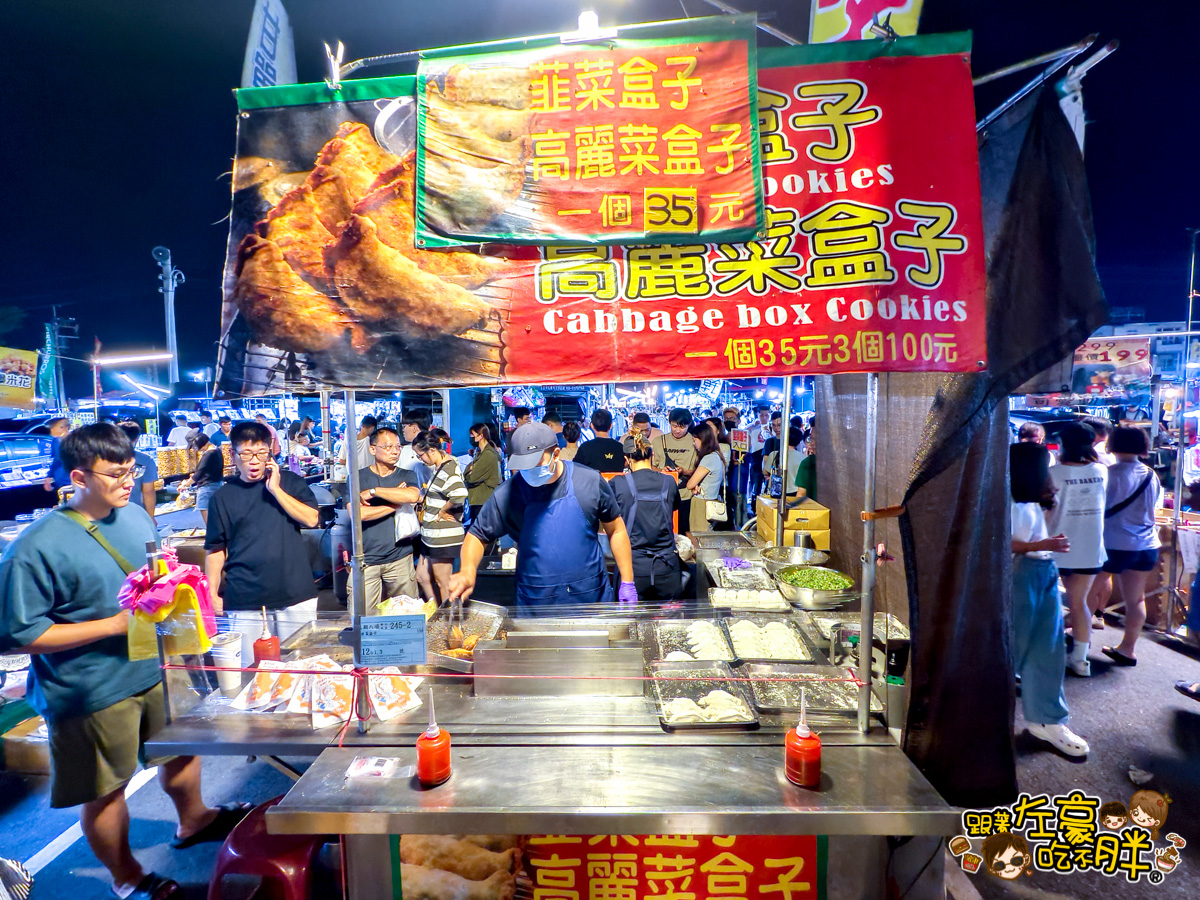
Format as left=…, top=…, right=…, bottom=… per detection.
left=3, top=0, right=1196, bottom=396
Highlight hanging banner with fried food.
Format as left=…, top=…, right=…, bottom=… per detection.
left=215, top=33, right=984, bottom=396
left=0, top=346, right=39, bottom=410
left=414, top=15, right=764, bottom=247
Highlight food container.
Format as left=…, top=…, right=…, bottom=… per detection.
left=721, top=616, right=820, bottom=664
left=649, top=661, right=758, bottom=731
left=774, top=565, right=856, bottom=610
left=800, top=612, right=909, bottom=649
left=742, top=663, right=882, bottom=714
left=426, top=601, right=505, bottom=673
left=759, top=546, right=831, bottom=575
left=650, top=619, right=735, bottom=662
left=706, top=588, right=791, bottom=614
left=961, top=853, right=982, bottom=874
left=716, top=563, right=776, bottom=591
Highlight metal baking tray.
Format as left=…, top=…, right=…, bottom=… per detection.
left=426, top=600, right=506, bottom=673
left=716, top=564, right=776, bottom=591
left=649, top=661, right=759, bottom=731
left=801, top=612, right=909, bottom=648
left=721, top=615, right=821, bottom=664
left=650, top=619, right=735, bottom=663
left=742, top=663, right=883, bottom=713
left=706, top=588, right=791, bottom=614
left=279, top=617, right=353, bottom=664
left=693, top=532, right=754, bottom=551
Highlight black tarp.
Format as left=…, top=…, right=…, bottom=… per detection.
left=895, top=87, right=1110, bottom=807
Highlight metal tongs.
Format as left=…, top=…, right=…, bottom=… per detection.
left=447, top=597, right=465, bottom=649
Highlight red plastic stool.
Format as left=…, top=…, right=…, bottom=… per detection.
left=207, top=796, right=325, bottom=900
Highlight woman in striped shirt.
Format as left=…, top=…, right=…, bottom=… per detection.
left=412, top=429, right=469, bottom=604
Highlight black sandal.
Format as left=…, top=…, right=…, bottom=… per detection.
left=1101, top=646, right=1137, bottom=667
left=169, top=802, right=252, bottom=849
left=1175, top=681, right=1200, bottom=702
left=115, top=873, right=180, bottom=900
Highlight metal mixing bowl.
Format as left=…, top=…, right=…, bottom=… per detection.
left=760, top=546, right=830, bottom=575
left=774, top=565, right=856, bottom=610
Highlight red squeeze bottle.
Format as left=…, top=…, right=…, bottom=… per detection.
left=416, top=690, right=451, bottom=786
left=252, top=607, right=280, bottom=664
left=785, top=688, right=821, bottom=788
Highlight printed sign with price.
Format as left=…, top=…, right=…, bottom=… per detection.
left=354, top=614, right=427, bottom=668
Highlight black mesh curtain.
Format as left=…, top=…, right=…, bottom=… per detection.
left=817, top=87, right=1109, bottom=808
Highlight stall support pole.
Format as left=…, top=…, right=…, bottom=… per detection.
left=858, top=373, right=880, bottom=733
left=1168, top=228, right=1199, bottom=634
left=320, top=389, right=333, bottom=479
left=344, top=390, right=370, bottom=733
left=776, top=376, right=793, bottom=544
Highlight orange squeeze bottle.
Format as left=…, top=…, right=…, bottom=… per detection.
left=252, top=606, right=280, bottom=664
left=785, top=687, right=822, bottom=788
left=416, top=690, right=452, bottom=786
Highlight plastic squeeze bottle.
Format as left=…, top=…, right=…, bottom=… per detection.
left=416, top=690, right=452, bottom=786
left=252, top=606, right=280, bottom=664
left=785, top=688, right=821, bottom=788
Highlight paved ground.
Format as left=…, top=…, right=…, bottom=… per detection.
left=967, top=621, right=1200, bottom=900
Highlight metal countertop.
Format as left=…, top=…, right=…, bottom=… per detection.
left=267, top=743, right=958, bottom=836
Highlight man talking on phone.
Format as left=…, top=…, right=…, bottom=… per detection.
left=205, top=422, right=320, bottom=656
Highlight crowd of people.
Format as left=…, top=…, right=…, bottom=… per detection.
left=1010, top=417, right=1195, bottom=762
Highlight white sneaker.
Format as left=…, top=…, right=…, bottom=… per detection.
left=1067, top=655, right=1091, bottom=677
left=1028, top=723, right=1090, bottom=757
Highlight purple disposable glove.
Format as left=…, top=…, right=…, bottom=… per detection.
left=618, top=581, right=638, bottom=604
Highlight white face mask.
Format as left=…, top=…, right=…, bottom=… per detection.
left=520, top=460, right=556, bottom=486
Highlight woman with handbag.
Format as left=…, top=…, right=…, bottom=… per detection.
left=685, top=422, right=727, bottom=538
left=1094, top=426, right=1163, bottom=667
left=412, top=429, right=469, bottom=605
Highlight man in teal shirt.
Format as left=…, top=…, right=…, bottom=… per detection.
left=0, top=424, right=244, bottom=900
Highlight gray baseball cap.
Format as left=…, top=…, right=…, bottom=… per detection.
left=508, top=422, right=559, bottom=470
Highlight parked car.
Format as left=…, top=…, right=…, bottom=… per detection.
left=1009, top=410, right=1085, bottom=454
left=0, top=434, right=54, bottom=490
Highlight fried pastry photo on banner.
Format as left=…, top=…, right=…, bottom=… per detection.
left=305, top=165, right=356, bottom=233
left=398, top=865, right=516, bottom=900
left=234, top=234, right=370, bottom=354
left=427, top=87, right=531, bottom=142
left=315, top=125, right=401, bottom=202
left=440, top=64, right=532, bottom=109
left=399, top=835, right=521, bottom=881
left=256, top=184, right=334, bottom=287
left=423, top=149, right=528, bottom=234
left=357, top=153, right=509, bottom=287
left=325, top=214, right=492, bottom=337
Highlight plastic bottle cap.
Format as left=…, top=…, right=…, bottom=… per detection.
left=260, top=606, right=271, bottom=640
left=424, top=690, right=440, bottom=739
left=797, top=687, right=811, bottom=737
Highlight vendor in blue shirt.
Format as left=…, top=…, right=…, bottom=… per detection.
left=0, top=424, right=245, bottom=900
left=448, top=422, right=637, bottom=611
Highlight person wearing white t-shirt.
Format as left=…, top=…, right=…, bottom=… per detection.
left=1010, top=442, right=1089, bottom=757
left=165, top=414, right=190, bottom=448
left=1082, top=416, right=1117, bottom=466
left=1047, top=423, right=1108, bottom=677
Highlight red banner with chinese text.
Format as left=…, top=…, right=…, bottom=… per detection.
left=500, top=34, right=986, bottom=381
left=526, top=834, right=820, bottom=900
left=415, top=16, right=763, bottom=247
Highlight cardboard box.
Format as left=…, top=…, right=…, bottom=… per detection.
left=2, top=716, right=50, bottom=775
left=757, top=516, right=831, bottom=551
left=756, top=496, right=830, bottom=531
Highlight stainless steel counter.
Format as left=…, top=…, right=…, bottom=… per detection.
left=267, top=743, right=958, bottom=836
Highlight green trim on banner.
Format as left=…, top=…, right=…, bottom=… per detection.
left=758, top=31, right=972, bottom=69
left=419, top=14, right=758, bottom=61
left=236, top=75, right=417, bottom=110
left=390, top=834, right=403, bottom=900
left=817, top=835, right=828, bottom=900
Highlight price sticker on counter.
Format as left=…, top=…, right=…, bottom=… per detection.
left=353, top=614, right=427, bottom=667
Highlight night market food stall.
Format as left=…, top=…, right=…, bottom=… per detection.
left=149, top=14, right=998, bottom=900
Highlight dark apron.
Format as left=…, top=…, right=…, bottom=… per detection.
left=514, top=461, right=613, bottom=611
left=623, top=472, right=680, bottom=587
